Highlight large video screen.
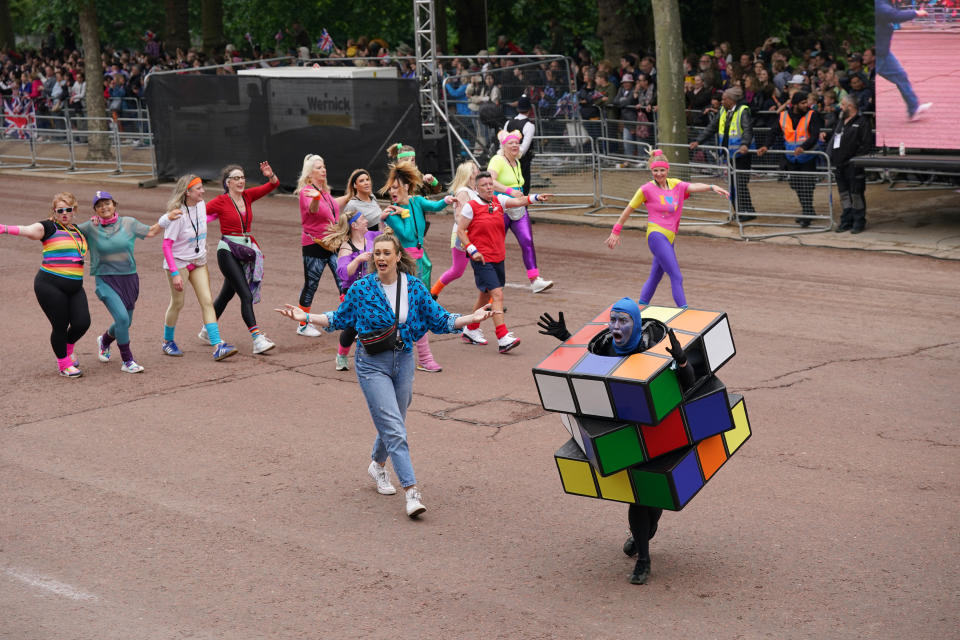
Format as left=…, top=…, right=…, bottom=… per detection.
left=874, top=0, right=960, bottom=150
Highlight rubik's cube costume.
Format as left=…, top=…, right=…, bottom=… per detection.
left=534, top=298, right=752, bottom=583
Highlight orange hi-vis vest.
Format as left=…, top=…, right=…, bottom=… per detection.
left=780, top=110, right=814, bottom=163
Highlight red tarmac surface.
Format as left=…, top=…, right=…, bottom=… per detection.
left=0, top=174, right=958, bottom=639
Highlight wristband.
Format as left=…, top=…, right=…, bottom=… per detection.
left=430, top=177, right=439, bottom=187
left=312, top=192, right=322, bottom=201
left=467, top=244, right=477, bottom=255
left=612, top=224, right=623, bottom=236
left=3, top=225, right=18, bottom=235
left=170, top=270, right=180, bottom=277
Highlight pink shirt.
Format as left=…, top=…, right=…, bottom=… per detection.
left=298, top=188, right=339, bottom=247
left=627, top=178, right=691, bottom=234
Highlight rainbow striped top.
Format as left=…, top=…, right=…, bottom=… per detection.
left=40, top=220, right=87, bottom=280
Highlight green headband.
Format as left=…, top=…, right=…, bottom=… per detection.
left=397, top=151, right=416, bottom=159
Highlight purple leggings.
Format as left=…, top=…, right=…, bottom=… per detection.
left=639, top=231, right=686, bottom=307
left=503, top=210, right=539, bottom=279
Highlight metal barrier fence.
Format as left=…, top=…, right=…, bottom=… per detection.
left=732, top=148, right=834, bottom=238
left=592, top=142, right=733, bottom=226
left=0, top=112, right=155, bottom=177
left=528, top=135, right=599, bottom=211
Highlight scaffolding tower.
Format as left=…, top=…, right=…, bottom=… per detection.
left=413, top=0, right=443, bottom=138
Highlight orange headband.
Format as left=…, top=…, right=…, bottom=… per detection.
left=187, top=177, right=202, bottom=189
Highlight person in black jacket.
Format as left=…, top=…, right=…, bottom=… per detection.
left=538, top=298, right=696, bottom=585
left=822, top=95, right=874, bottom=233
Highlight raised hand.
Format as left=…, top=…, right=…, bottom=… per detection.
left=537, top=311, right=571, bottom=341
left=665, top=328, right=687, bottom=366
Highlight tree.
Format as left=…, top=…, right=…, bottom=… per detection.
left=0, top=0, right=14, bottom=50
left=597, top=0, right=651, bottom=63
left=77, top=0, right=112, bottom=161
left=452, top=0, right=486, bottom=54
left=202, top=0, right=225, bottom=57
left=165, top=0, right=190, bottom=54
left=652, top=0, right=687, bottom=157
left=709, top=0, right=764, bottom=56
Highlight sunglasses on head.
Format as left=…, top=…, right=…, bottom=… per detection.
left=228, top=174, right=245, bottom=180
left=55, top=207, right=75, bottom=214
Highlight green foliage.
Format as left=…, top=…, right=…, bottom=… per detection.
left=6, top=0, right=876, bottom=59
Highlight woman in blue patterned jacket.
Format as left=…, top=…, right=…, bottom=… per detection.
left=275, top=233, right=492, bottom=519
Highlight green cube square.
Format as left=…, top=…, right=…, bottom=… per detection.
left=629, top=468, right=677, bottom=510
left=594, top=426, right=645, bottom=475
left=649, top=366, right=682, bottom=422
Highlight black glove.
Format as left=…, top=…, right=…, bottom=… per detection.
left=665, top=328, right=687, bottom=366
left=537, top=311, right=571, bottom=341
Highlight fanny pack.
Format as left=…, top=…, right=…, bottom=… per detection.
left=359, top=274, right=404, bottom=354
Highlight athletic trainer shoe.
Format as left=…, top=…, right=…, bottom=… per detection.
left=629, top=557, right=651, bottom=585
left=297, top=323, right=322, bottom=337
left=405, top=487, right=426, bottom=518
left=531, top=276, right=554, bottom=293
left=336, top=354, right=349, bottom=371
left=161, top=339, right=183, bottom=357
left=461, top=327, right=488, bottom=345
left=97, top=335, right=111, bottom=362
left=120, top=360, right=145, bottom=374
left=197, top=325, right=208, bottom=343
left=367, top=461, right=397, bottom=495
left=497, top=332, right=521, bottom=354
left=213, top=342, right=238, bottom=361
left=252, top=333, right=276, bottom=355
left=59, top=365, right=83, bottom=378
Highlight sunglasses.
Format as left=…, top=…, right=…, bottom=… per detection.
left=228, top=175, right=245, bottom=180
left=55, top=207, right=75, bottom=214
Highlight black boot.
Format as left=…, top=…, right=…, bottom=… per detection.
left=623, top=536, right=637, bottom=557
left=629, top=556, right=651, bottom=585
left=851, top=209, right=866, bottom=234
left=836, top=208, right=853, bottom=232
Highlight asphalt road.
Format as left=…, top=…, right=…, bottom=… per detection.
left=1, top=175, right=957, bottom=639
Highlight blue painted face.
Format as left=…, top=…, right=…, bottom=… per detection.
left=609, top=311, right=634, bottom=348
left=610, top=297, right=644, bottom=355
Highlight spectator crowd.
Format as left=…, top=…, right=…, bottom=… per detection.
left=1, top=20, right=881, bottom=151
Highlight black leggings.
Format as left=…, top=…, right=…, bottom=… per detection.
left=34, top=271, right=91, bottom=358
left=214, top=249, right=256, bottom=329
left=627, top=504, right=663, bottom=561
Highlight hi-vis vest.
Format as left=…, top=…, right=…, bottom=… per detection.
left=780, top=110, right=814, bottom=163
left=717, top=104, right=753, bottom=154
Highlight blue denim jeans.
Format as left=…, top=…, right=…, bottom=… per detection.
left=355, top=344, right=417, bottom=487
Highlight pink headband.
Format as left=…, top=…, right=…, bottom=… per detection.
left=498, top=130, right=522, bottom=145
left=649, top=150, right=669, bottom=170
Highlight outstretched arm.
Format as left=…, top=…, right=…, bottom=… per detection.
left=537, top=311, right=572, bottom=341
left=0, top=222, right=45, bottom=240
left=686, top=183, right=730, bottom=197
left=605, top=204, right=637, bottom=249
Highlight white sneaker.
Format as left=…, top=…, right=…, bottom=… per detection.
left=97, top=335, right=111, bottom=362
left=497, top=331, right=521, bottom=354
left=405, top=487, right=426, bottom=518
left=531, top=276, right=554, bottom=293
left=120, top=360, right=144, bottom=374
left=252, top=333, right=276, bottom=354
left=910, top=102, right=932, bottom=120
left=297, top=323, right=321, bottom=337
left=198, top=325, right=208, bottom=343
left=367, top=461, right=397, bottom=495
left=461, top=326, right=488, bottom=345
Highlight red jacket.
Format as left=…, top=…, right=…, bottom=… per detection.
left=206, top=181, right=278, bottom=247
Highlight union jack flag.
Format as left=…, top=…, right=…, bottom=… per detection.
left=3, top=97, right=35, bottom=140
left=318, top=28, right=334, bottom=53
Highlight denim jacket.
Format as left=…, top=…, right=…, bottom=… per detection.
left=324, top=272, right=460, bottom=350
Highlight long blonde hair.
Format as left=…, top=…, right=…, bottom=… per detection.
left=49, top=192, right=79, bottom=222
left=369, top=232, right=417, bottom=275
left=295, top=154, right=326, bottom=195
left=447, top=161, right=478, bottom=195
left=325, top=212, right=392, bottom=252
left=166, top=175, right=200, bottom=211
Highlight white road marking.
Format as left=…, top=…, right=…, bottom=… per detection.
left=4, top=568, right=98, bottom=601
